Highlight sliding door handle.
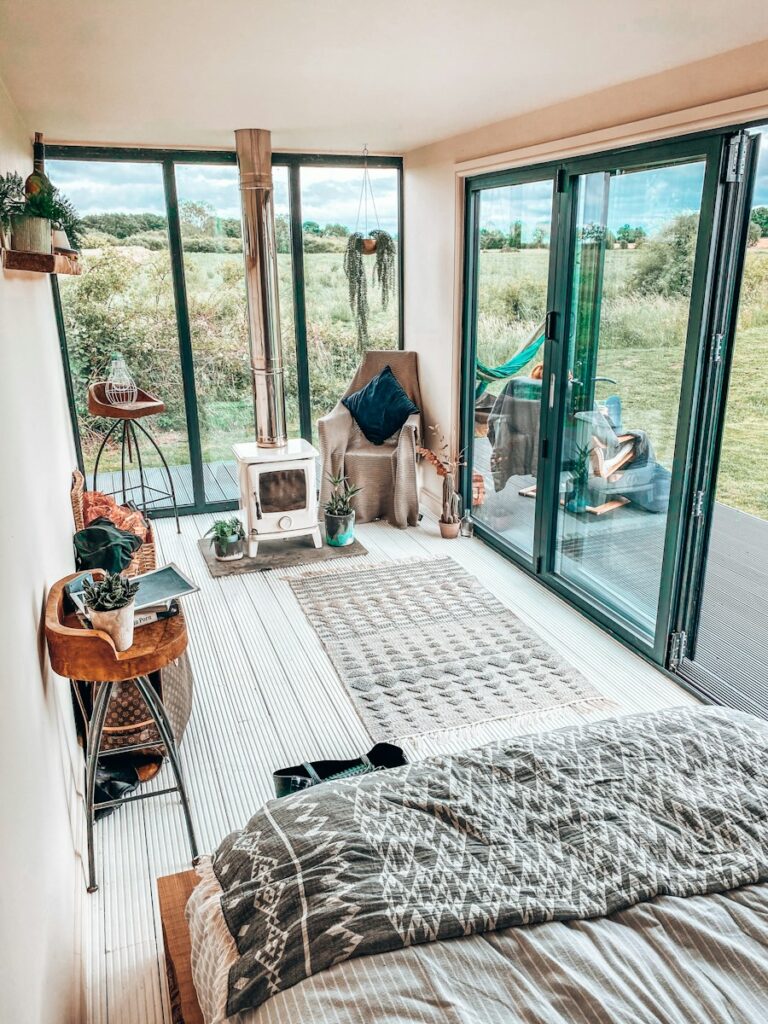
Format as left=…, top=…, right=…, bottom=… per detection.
left=549, top=373, right=556, bottom=408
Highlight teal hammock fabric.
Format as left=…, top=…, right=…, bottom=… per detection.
left=476, top=329, right=546, bottom=398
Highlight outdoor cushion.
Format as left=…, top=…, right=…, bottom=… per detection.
left=342, top=364, right=419, bottom=445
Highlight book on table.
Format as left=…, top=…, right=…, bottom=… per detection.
left=65, top=563, right=198, bottom=628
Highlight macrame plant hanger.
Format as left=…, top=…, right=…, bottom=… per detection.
left=355, top=144, right=382, bottom=250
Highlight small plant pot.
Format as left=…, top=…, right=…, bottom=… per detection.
left=90, top=600, right=135, bottom=653
left=325, top=511, right=355, bottom=547
left=439, top=520, right=461, bottom=539
left=361, top=237, right=377, bottom=255
left=10, top=214, right=52, bottom=253
left=213, top=535, right=245, bottom=561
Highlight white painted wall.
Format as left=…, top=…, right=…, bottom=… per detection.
left=403, top=39, right=768, bottom=509
left=0, top=75, right=83, bottom=1024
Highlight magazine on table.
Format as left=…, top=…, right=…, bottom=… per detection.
left=66, top=563, right=198, bottom=628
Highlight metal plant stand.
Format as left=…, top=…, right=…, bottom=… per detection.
left=88, top=382, right=180, bottom=533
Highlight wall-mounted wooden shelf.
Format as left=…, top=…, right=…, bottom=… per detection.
left=2, top=248, right=82, bottom=276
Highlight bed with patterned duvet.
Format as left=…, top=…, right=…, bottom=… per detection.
left=185, top=706, right=768, bottom=1023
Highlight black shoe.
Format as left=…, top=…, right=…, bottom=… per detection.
left=272, top=742, right=406, bottom=799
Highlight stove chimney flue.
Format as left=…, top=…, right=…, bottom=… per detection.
left=235, top=128, right=287, bottom=448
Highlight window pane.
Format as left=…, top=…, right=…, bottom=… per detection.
left=300, top=166, right=400, bottom=440
left=48, top=159, right=192, bottom=506
left=175, top=163, right=296, bottom=504
left=471, top=178, right=553, bottom=560
left=553, top=158, right=706, bottom=639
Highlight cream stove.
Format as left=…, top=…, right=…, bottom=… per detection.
left=233, top=439, right=321, bottom=557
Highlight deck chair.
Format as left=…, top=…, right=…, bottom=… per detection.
left=318, top=351, right=422, bottom=528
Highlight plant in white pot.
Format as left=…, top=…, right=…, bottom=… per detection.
left=82, top=573, right=140, bottom=652
left=418, top=426, right=465, bottom=539
left=0, top=170, right=83, bottom=254
left=323, top=474, right=361, bottom=547
left=205, top=516, right=246, bottom=561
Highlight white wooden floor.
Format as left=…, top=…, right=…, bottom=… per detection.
left=83, top=511, right=699, bottom=1024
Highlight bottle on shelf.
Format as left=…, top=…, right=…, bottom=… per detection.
left=24, top=132, right=50, bottom=198
left=105, top=353, right=138, bottom=406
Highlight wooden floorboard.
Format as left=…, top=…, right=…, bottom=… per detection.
left=84, top=511, right=697, bottom=1024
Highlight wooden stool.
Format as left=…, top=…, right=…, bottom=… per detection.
left=45, top=572, right=198, bottom=892
left=88, top=382, right=180, bottom=533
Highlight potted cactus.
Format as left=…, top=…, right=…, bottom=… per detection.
left=82, top=572, right=140, bottom=652
left=323, top=474, right=361, bottom=546
left=205, top=516, right=246, bottom=561
left=418, top=426, right=465, bottom=539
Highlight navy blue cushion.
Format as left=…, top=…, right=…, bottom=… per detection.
left=342, top=365, right=420, bottom=446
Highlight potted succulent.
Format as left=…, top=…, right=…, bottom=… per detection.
left=323, top=474, right=361, bottom=546
left=205, top=516, right=246, bottom=561
left=418, top=426, right=465, bottom=539
left=343, top=228, right=397, bottom=349
left=83, top=572, right=140, bottom=652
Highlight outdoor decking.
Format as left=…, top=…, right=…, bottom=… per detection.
left=84, top=510, right=696, bottom=1024
left=94, top=460, right=240, bottom=508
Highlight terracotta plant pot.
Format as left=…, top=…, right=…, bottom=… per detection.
left=361, top=237, right=377, bottom=255
left=90, top=600, right=135, bottom=653
left=213, top=535, right=245, bottom=561
left=439, top=520, right=461, bottom=539
left=325, top=510, right=355, bottom=546
left=11, top=214, right=52, bottom=254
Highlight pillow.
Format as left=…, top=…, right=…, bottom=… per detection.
left=342, top=365, right=419, bottom=445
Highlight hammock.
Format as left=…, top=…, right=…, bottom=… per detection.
left=475, top=320, right=546, bottom=398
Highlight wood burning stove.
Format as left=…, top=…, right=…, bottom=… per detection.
left=233, top=439, right=320, bottom=557
left=232, top=128, right=321, bottom=554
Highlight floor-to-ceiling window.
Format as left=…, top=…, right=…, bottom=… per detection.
left=49, top=148, right=402, bottom=515
left=463, top=128, right=761, bottom=676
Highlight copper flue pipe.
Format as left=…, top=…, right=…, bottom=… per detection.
left=235, top=128, right=287, bottom=447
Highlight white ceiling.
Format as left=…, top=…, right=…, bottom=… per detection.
left=0, top=0, right=766, bottom=153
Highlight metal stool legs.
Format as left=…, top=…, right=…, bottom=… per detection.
left=84, top=676, right=198, bottom=893
left=91, top=420, right=181, bottom=534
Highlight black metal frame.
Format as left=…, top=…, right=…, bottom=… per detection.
left=48, top=144, right=404, bottom=518
left=460, top=124, right=762, bottom=672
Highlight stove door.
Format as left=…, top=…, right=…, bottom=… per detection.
left=248, top=462, right=314, bottom=532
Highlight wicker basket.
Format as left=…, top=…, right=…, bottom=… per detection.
left=71, top=469, right=156, bottom=577
left=70, top=469, right=161, bottom=758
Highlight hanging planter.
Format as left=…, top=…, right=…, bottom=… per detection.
left=343, top=147, right=398, bottom=350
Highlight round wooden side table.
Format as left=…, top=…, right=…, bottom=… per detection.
left=45, top=572, right=198, bottom=892
left=88, top=382, right=181, bottom=533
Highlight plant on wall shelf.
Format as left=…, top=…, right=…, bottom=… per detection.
left=0, top=168, right=83, bottom=252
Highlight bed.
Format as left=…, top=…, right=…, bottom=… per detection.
left=159, top=706, right=768, bottom=1024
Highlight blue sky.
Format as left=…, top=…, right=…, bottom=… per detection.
left=48, top=159, right=400, bottom=233
left=49, top=127, right=768, bottom=238
left=479, top=126, right=768, bottom=239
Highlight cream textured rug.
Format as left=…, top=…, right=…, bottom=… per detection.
left=290, top=557, right=617, bottom=756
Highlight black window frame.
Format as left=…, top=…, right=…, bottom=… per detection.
left=48, top=144, right=404, bottom=517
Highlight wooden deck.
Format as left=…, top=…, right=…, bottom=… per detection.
left=94, top=459, right=240, bottom=508
left=82, top=511, right=696, bottom=1024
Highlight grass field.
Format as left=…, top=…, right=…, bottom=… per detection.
left=62, top=243, right=767, bottom=519
left=476, top=247, right=768, bottom=519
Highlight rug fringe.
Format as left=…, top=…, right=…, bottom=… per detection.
left=400, top=697, right=619, bottom=761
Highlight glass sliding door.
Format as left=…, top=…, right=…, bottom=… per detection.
left=175, top=163, right=296, bottom=504
left=466, top=173, right=555, bottom=562
left=48, top=158, right=194, bottom=507
left=549, top=149, right=712, bottom=644
left=299, top=165, right=401, bottom=441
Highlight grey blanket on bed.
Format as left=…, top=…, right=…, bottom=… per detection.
left=213, top=706, right=768, bottom=1017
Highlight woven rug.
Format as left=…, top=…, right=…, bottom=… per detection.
left=290, top=557, right=616, bottom=754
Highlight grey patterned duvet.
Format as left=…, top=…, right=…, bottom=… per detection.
left=211, top=706, right=768, bottom=1017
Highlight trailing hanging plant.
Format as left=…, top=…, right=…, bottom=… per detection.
left=343, top=228, right=397, bottom=350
